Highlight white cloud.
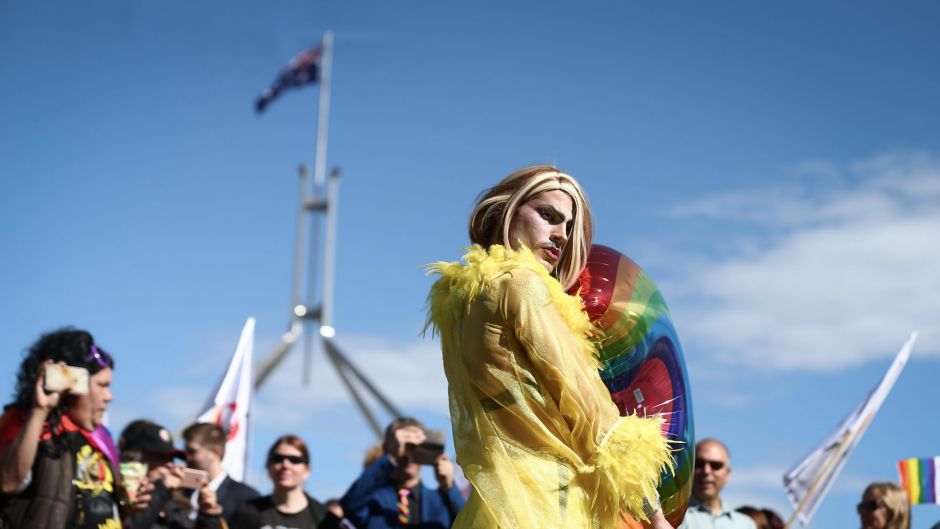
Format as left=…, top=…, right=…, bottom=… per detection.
left=667, top=187, right=818, bottom=228
left=669, top=151, right=940, bottom=371
left=733, top=465, right=788, bottom=488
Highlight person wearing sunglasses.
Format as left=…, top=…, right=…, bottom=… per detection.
left=229, top=434, right=340, bottom=529
left=681, top=438, right=756, bottom=529
left=856, top=482, right=910, bottom=529
left=0, top=328, right=120, bottom=529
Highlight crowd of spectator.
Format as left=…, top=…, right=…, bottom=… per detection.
left=0, top=328, right=463, bottom=529
left=0, top=327, right=928, bottom=529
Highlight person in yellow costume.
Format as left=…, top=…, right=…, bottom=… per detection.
left=427, top=165, right=675, bottom=529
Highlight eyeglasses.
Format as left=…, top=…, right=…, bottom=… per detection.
left=694, top=459, right=726, bottom=471
left=857, top=500, right=884, bottom=513
left=268, top=453, right=307, bottom=465
left=86, top=344, right=113, bottom=369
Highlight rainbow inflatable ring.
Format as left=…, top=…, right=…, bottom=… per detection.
left=577, top=244, right=694, bottom=527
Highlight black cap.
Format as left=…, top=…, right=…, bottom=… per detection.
left=120, top=422, right=185, bottom=459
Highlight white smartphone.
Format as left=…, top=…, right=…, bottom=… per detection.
left=44, top=364, right=90, bottom=395
left=180, top=467, right=208, bottom=489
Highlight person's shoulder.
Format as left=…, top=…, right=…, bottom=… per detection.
left=491, top=263, right=549, bottom=297
left=240, top=494, right=273, bottom=512
left=305, top=495, right=329, bottom=517
left=679, top=507, right=710, bottom=526
left=230, top=495, right=271, bottom=529
left=225, top=477, right=261, bottom=498
left=433, top=245, right=547, bottom=291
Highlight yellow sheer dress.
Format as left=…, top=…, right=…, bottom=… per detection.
left=427, top=245, right=672, bottom=529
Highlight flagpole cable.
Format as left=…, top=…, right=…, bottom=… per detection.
left=313, top=31, right=333, bottom=189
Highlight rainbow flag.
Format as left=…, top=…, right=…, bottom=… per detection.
left=897, top=457, right=940, bottom=504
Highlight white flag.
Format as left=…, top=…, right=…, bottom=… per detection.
left=783, top=332, right=918, bottom=526
left=195, top=317, right=255, bottom=481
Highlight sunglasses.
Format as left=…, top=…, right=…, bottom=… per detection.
left=86, top=344, right=114, bottom=369
left=857, top=500, right=884, bottom=513
left=694, top=459, right=726, bottom=471
left=268, top=453, right=308, bottom=465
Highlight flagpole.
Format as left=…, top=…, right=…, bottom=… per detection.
left=303, top=30, right=333, bottom=382
left=783, top=425, right=862, bottom=528
left=313, top=31, right=333, bottom=188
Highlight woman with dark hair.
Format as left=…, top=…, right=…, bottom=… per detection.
left=736, top=506, right=769, bottom=529
left=761, top=508, right=784, bottom=529
left=230, top=435, right=339, bottom=529
left=427, top=165, right=673, bottom=529
left=0, top=327, right=119, bottom=529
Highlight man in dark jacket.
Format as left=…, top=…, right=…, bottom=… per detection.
left=341, top=418, right=463, bottom=529
left=181, top=423, right=259, bottom=525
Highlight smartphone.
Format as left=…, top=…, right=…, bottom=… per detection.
left=180, top=467, right=208, bottom=490
left=44, top=364, right=90, bottom=395
left=407, top=429, right=446, bottom=465
left=120, top=462, right=149, bottom=502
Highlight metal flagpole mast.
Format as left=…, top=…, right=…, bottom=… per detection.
left=253, top=31, right=401, bottom=439
left=302, top=30, right=332, bottom=384
left=313, top=31, right=333, bottom=188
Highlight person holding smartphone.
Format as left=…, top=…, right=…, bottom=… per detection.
left=181, top=422, right=259, bottom=525
left=119, top=419, right=224, bottom=529
left=0, top=328, right=120, bottom=529
left=340, top=417, right=463, bottom=529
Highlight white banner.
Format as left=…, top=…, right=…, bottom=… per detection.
left=195, top=317, right=255, bottom=481
left=783, top=331, right=917, bottom=526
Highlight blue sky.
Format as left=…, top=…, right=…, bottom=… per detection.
left=2, top=1, right=939, bottom=527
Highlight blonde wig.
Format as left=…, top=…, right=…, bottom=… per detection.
left=469, top=164, right=593, bottom=290
left=863, top=482, right=911, bottom=529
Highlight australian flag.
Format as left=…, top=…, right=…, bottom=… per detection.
left=255, top=45, right=321, bottom=113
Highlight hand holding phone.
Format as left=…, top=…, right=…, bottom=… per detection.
left=393, top=426, right=425, bottom=460
left=407, top=429, right=446, bottom=465
left=433, top=453, right=455, bottom=490
left=198, top=483, right=222, bottom=515
left=179, top=468, right=209, bottom=490
left=43, top=363, right=90, bottom=395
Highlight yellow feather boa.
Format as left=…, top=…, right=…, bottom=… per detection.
left=427, top=244, right=600, bottom=369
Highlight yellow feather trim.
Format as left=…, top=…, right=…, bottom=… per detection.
left=591, top=415, right=675, bottom=523
left=425, top=244, right=601, bottom=368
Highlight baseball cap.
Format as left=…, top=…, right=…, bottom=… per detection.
left=119, top=421, right=185, bottom=459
